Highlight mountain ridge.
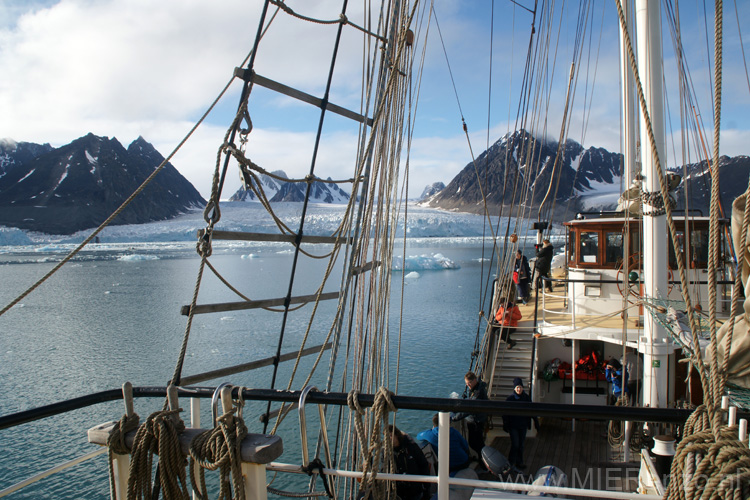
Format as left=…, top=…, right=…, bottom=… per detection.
left=0, top=133, right=205, bottom=234
left=422, top=130, right=749, bottom=218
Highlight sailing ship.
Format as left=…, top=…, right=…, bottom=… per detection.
left=1, top=1, right=749, bottom=499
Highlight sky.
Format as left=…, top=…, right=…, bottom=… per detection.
left=1, top=0, right=749, bottom=201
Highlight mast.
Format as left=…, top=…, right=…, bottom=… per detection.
left=636, top=0, right=670, bottom=409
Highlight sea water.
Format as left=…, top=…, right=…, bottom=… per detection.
left=0, top=204, right=525, bottom=498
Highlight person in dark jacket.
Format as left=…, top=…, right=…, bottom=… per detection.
left=452, top=371, right=489, bottom=458
left=416, top=414, right=470, bottom=472
left=513, top=250, right=532, bottom=304
left=605, top=358, right=629, bottom=404
left=502, top=377, right=539, bottom=469
left=534, top=239, right=554, bottom=293
left=387, top=425, right=431, bottom=500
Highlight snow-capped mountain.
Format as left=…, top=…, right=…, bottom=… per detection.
left=420, top=182, right=445, bottom=200
left=229, top=170, right=350, bottom=204
left=0, top=134, right=205, bottom=234
left=423, top=130, right=621, bottom=215
left=0, top=139, right=54, bottom=178
left=423, top=129, right=749, bottom=218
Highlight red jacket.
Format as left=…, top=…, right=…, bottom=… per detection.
left=495, top=303, right=522, bottom=327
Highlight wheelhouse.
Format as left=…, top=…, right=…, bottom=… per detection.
left=564, top=214, right=728, bottom=272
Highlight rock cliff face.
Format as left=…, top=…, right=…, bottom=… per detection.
left=0, top=134, right=205, bottom=234
left=422, top=130, right=749, bottom=219
left=419, top=182, right=445, bottom=200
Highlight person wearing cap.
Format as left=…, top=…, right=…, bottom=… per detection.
left=502, top=377, right=539, bottom=470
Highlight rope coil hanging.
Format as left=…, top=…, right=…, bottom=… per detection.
left=189, top=406, right=249, bottom=500
left=127, top=408, right=190, bottom=500
left=348, top=388, right=397, bottom=500
left=106, top=412, right=140, bottom=500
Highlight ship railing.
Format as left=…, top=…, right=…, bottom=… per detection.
left=536, top=276, right=736, bottom=332
left=5, top=386, right=749, bottom=499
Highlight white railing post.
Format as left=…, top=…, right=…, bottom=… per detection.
left=728, top=406, right=737, bottom=427
left=739, top=419, right=747, bottom=442
left=437, top=412, right=450, bottom=500
left=191, top=398, right=201, bottom=500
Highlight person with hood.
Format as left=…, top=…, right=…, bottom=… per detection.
left=513, top=250, right=532, bottom=304
left=387, top=425, right=431, bottom=500
left=534, top=239, right=554, bottom=293
left=452, top=371, right=489, bottom=458
left=502, top=377, right=539, bottom=469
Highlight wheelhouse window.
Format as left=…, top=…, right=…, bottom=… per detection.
left=605, top=232, right=622, bottom=265
left=568, top=230, right=576, bottom=264
left=580, top=232, right=599, bottom=263
left=667, top=227, right=710, bottom=269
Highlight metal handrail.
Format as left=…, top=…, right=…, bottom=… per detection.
left=0, top=449, right=107, bottom=498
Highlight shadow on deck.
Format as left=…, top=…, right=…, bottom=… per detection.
left=487, top=417, right=640, bottom=495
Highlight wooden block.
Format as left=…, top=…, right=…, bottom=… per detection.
left=88, top=423, right=284, bottom=464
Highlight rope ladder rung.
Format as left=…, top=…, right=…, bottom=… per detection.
left=198, top=229, right=352, bottom=245
left=235, top=69, right=374, bottom=126
left=181, top=292, right=340, bottom=316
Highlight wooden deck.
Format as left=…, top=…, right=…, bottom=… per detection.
left=519, top=292, right=643, bottom=330
left=486, top=417, right=640, bottom=495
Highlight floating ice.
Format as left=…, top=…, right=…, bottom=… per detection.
left=118, top=254, right=159, bottom=261
left=392, top=253, right=459, bottom=271
left=241, top=254, right=257, bottom=259
left=220, top=316, right=235, bottom=321
left=404, top=271, right=420, bottom=279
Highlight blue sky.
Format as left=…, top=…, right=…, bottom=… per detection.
left=0, top=0, right=748, bottom=200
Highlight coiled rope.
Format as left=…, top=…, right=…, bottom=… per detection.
left=189, top=406, right=248, bottom=500
left=106, top=412, right=141, bottom=500
left=127, top=409, right=189, bottom=500
left=348, top=388, right=397, bottom=500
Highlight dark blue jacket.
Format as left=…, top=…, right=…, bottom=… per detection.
left=503, top=390, right=537, bottom=430
left=605, top=367, right=629, bottom=397
left=416, top=426, right=469, bottom=470
left=514, top=255, right=531, bottom=283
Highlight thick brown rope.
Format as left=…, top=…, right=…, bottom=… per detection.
left=127, top=409, right=189, bottom=500
left=189, top=407, right=248, bottom=500
left=106, top=412, right=140, bottom=500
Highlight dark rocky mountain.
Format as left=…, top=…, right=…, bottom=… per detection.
left=1, top=140, right=54, bottom=177
left=423, top=129, right=749, bottom=219
left=230, top=170, right=350, bottom=203
left=420, top=182, right=445, bottom=200
left=422, top=130, right=622, bottom=216
left=0, top=134, right=205, bottom=234
left=672, top=155, right=750, bottom=217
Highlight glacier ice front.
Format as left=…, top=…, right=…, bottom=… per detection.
left=392, top=253, right=459, bottom=272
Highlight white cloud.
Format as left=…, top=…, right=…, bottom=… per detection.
left=1, top=0, right=748, bottom=205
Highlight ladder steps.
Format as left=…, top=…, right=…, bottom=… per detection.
left=181, top=291, right=340, bottom=316
left=198, top=229, right=352, bottom=245
left=236, top=69, right=374, bottom=127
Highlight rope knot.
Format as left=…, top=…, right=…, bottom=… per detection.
left=347, top=390, right=365, bottom=415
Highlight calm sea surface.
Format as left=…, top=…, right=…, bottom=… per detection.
left=0, top=238, right=498, bottom=498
